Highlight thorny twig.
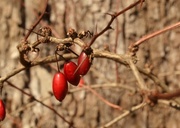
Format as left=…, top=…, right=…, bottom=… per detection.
left=0, top=0, right=179, bottom=126
left=88, top=0, right=144, bottom=47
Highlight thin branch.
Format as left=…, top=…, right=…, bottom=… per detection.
left=114, top=15, right=120, bottom=82
left=24, top=0, right=48, bottom=41
left=0, top=48, right=171, bottom=94
left=69, top=83, right=135, bottom=93
left=158, top=100, right=180, bottom=110
left=88, top=0, right=143, bottom=47
left=100, top=102, right=147, bottom=128
left=127, top=59, right=147, bottom=90
left=134, top=21, right=180, bottom=46
left=6, top=81, right=74, bottom=127
left=84, top=85, right=122, bottom=110
left=158, top=70, right=180, bottom=77
left=9, top=96, right=52, bottom=117
left=139, top=0, right=145, bottom=9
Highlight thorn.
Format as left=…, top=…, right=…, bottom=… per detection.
left=105, top=12, right=116, bottom=18
left=108, top=26, right=114, bottom=30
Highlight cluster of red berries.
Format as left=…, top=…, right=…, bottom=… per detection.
left=0, top=99, right=6, bottom=121
left=52, top=51, right=92, bottom=101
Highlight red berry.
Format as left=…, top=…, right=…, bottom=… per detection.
left=52, top=72, right=68, bottom=101
left=64, top=61, right=80, bottom=86
left=77, top=52, right=91, bottom=75
left=0, top=100, right=6, bottom=121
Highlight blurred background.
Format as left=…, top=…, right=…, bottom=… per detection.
left=0, top=0, right=180, bottom=128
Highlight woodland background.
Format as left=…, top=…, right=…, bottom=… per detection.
left=0, top=0, right=180, bottom=128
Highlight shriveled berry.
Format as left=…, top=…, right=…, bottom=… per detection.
left=77, top=52, right=91, bottom=75
left=52, top=72, right=68, bottom=101
left=64, top=61, right=80, bottom=86
left=0, top=100, right=6, bottom=121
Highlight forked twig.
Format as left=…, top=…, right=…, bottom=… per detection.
left=100, top=102, right=147, bottom=128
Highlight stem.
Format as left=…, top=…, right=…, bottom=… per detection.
left=88, top=0, right=143, bottom=47
left=23, top=0, right=48, bottom=41
left=55, top=53, right=60, bottom=72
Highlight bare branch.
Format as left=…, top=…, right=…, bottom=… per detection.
left=24, top=0, right=48, bottom=41
left=100, top=102, right=147, bottom=128
left=88, top=0, right=144, bottom=47
left=0, top=48, right=172, bottom=94
left=84, top=85, right=122, bottom=110
left=127, top=59, right=147, bottom=90
left=6, top=81, right=74, bottom=127
left=134, top=22, right=180, bottom=47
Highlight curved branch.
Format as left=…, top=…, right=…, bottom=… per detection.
left=88, top=0, right=144, bottom=47
left=0, top=48, right=171, bottom=94
left=134, top=22, right=180, bottom=47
